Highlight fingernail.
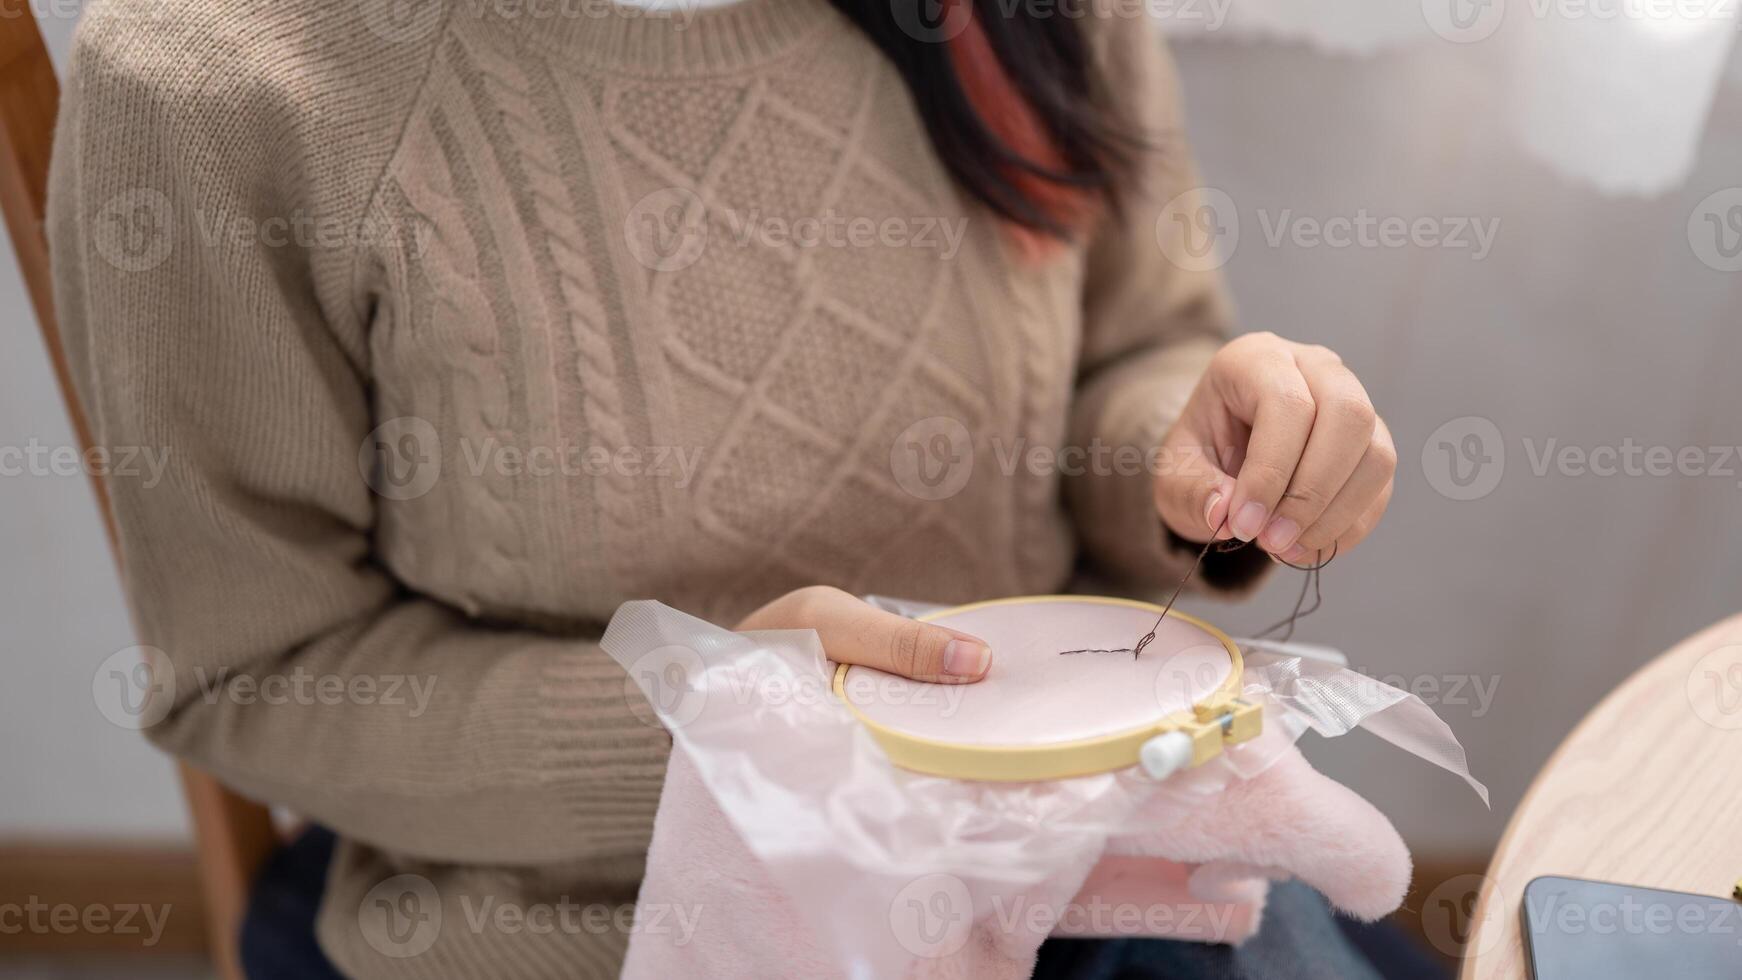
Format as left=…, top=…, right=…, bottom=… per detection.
left=943, top=639, right=991, bottom=678
left=1259, top=516, right=1299, bottom=553
left=1232, top=501, right=1267, bottom=541
left=1204, top=491, right=1224, bottom=531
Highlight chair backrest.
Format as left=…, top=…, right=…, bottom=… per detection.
left=0, top=4, right=278, bottom=977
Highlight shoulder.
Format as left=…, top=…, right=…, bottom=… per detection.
left=56, top=0, right=453, bottom=338
left=66, top=0, right=444, bottom=159
left=1075, top=6, right=1185, bottom=134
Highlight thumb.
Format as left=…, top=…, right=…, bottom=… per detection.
left=1155, top=433, right=1238, bottom=543
left=751, top=586, right=993, bottom=683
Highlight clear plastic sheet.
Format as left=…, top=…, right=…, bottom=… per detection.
left=601, top=599, right=1485, bottom=977
left=1239, top=640, right=1489, bottom=804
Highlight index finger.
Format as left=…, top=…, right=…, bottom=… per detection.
left=1226, top=360, right=1316, bottom=542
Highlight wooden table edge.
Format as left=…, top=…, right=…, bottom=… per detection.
left=1457, top=611, right=1742, bottom=979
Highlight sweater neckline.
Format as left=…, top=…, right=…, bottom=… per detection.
left=487, top=0, right=837, bottom=77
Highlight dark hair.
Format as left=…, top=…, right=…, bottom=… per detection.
left=825, top=0, right=1136, bottom=242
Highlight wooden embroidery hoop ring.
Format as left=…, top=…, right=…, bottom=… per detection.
left=830, top=595, right=1263, bottom=783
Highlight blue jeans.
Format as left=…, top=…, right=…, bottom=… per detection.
left=244, top=828, right=1440, bottom=980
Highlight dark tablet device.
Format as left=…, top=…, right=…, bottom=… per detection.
left=1521, top=875, right=1742, bottom=979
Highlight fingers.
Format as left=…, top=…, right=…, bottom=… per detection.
left=1187, top=333, right=1395, bottom=560
left=1256, top=348, right=1376, bottom=556
left=741, top=586, right=993, bottom=684
left=814, top=589, right=993, bottom=683
left=1217, top=339, right=1316, bottom=544
left=1283, top=421, right=1396, bottom=562
left=1154, top=424, right=1238, bottom=544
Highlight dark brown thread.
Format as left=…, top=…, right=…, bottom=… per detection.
left=1250, top=542, right=1334, bottom=643
left=1057, top=514, right=1337, bottom=658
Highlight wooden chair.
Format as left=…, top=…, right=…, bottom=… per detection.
left=0, top=3, right=279, bottom=977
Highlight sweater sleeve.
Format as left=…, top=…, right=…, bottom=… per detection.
left=1065, top=21, right=1270, bottom=595
left=48, top=2, right=667, bottom=865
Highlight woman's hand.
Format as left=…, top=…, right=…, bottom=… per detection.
left=1155, top=332, right=1396, bottom=563
left=736, top=586, right=993, bottom=684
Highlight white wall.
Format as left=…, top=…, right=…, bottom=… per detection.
left=1169, top=38, right=1742, bottom=855
left=2, top=7, right=1738, bottom=856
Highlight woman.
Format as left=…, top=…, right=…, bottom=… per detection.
left=49, top=0, right=1396, bottom=975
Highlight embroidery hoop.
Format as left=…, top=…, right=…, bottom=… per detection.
left=830, top=595, right=1262, bottom=782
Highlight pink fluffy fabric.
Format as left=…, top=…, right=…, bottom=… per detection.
left=1102, top=744, right=1412, bottom=923
left=622, top=745, right=1410, bottom=980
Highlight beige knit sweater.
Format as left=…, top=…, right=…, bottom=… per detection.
left=49, top=0, right=1263, bottom=975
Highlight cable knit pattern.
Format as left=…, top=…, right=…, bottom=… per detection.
left=48, top=0, right=1260, bottom=975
